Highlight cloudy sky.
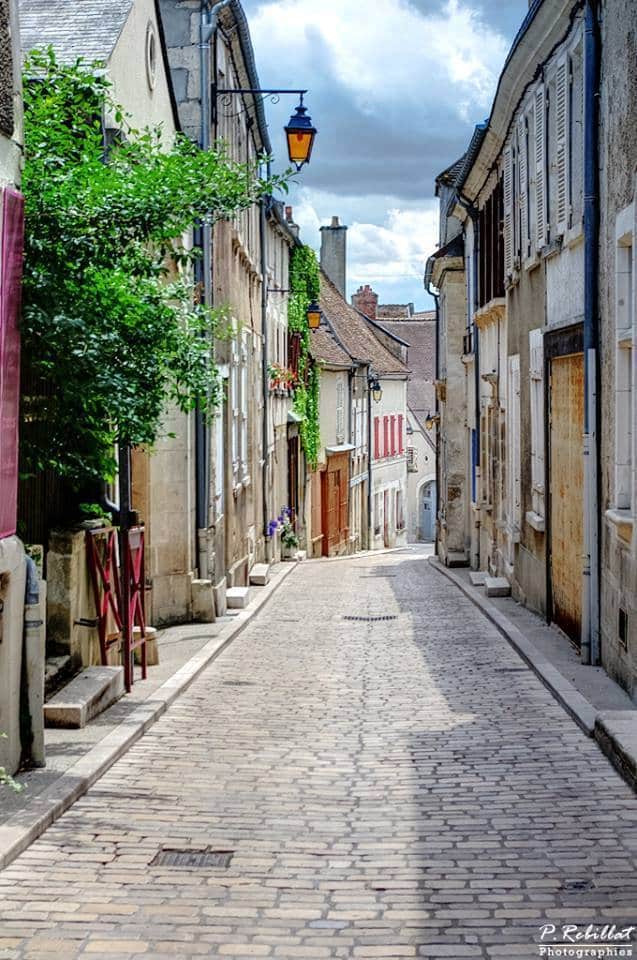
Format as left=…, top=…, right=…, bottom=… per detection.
left=242, top=0, right=528, bottom=308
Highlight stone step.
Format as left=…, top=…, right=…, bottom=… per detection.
left=485, top=576, right=511, bottom=598
left=447, top=552, right=469, bottom=568
left=44, top=666, right=124, bottom=729
left=249, top=563, right=271, bottom=586
left=226, top=586, right=251, bottom=609
left=469, top=571, right=487, bottom=586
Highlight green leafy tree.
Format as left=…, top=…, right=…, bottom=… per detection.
left=21, top=49, right=288, bottom=486
left=288, top=244, right=321, bottom=468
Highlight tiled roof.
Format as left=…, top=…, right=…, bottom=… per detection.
left=376, top=304, right=412, bottom=319
left=320, top=272, right=408, bottom=377
left=309, top=324, right=351, bottom=367
left=20, top=0, right=134, bottom=62
left=376, top=319, right=436, bottom=428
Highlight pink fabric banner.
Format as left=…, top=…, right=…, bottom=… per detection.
left=0, top=187, right=25, bottom=539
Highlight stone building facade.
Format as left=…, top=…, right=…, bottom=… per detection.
left=160, top=0, right=295, bottom=610
left=432, top=0, right=637, bottom=695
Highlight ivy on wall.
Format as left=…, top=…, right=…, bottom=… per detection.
left=288, top=244, right=321, bottom=469
left=20, top=49, right=289, bottom=487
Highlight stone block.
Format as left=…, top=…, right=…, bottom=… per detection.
left=44, top=666, right=124, bottom=729
left=191, top=579, right=215, bottom=622
left=214, top=577, right=227, bottom=618
left=133, top=626, right=159, bottom=667
left=447, top=551, right=469, bottom=568
left=469, top=571, right=487, bottom=586
left=485, top=576, right=511, bottom=597
left=226, top=586, right=250, bottom=610
left=249, top=564, right=270, bottom=586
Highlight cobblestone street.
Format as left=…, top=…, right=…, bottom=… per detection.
left=1, top=548, right=637, bottom=959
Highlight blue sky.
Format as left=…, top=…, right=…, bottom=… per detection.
left=242, top=0, right=528, bottom=308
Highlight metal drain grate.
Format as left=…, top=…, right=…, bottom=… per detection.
left=561, top=878, right=594, bottom=892
left=343, top=615, right=398, bottom=622
left=151, top=849, right=234, bottom=869
left=223, top=680, right=256, bottom=687
left=494, top=667, right=527, bottom=673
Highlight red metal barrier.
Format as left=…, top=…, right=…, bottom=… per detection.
left=86, top=524, right=147, bottom=692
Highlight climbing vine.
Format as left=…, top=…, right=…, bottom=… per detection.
left=288, top=245, right=320, bottom=468
left=20, top=49, right=289, bottom=487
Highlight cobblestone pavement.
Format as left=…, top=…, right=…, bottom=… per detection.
left=1, top=548, right=637, bottom=959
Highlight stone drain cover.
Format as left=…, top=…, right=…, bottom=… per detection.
left=343, top=615, right=398, bottom=622
left=151, top=849, right=234, bottom=869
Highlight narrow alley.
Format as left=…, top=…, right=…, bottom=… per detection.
left=1, top=548, right=636, bottom=959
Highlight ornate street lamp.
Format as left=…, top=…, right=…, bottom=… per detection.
left=285, top=94, right=317, bottom=172
left=425, top=411, right=440, bottom=430
left=307, top=300, right=322, bottom=329
left=216, top=88, right=317, bottom=172
left=369, top=376, right=383, bottom=403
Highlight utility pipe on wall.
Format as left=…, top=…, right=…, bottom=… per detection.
left=582, top=0, right=601, bottom=665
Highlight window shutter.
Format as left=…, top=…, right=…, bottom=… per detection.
left=398, top=414, right=404, bottom=454
left=570, top=46, right=584, bottom=230
left=374, top=417, right=380, bottom=460
left=383, top=416, right=389, bottom=457
left=390, top=415, right=396, bottom=456
left=336, top=379, right=345, bottom=443
left=517, top=116, right=529, bottom=262
left=503, top=144, right=513, bottom=277
left=529, top=328, right=545, bottom=518
left=534, top=85, right=546, bottom=249
left=555, top=58, right=569, bottom=234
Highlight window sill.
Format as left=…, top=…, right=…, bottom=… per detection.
left=606, top=508, right=634, bottom=543
left=525, top=510, right=545, bottom=533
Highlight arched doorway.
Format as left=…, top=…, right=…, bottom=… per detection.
left=420, top=479, right=437, bottom=542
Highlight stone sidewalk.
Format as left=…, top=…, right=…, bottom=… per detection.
left=430, top=559, right=637, bottom=792
left=0, top=545, right=636, bottom=958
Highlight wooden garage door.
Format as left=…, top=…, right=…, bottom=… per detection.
left=549, top=352, right=584, bottom=646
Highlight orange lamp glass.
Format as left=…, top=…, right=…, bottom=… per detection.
left=284, top=96, right=317, bottom=171
left=307, top=300, right=321, bottom=329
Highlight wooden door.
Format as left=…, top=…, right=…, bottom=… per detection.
left=321, top=468, right=341, bottom=556
left=549, top=352, right=584, bottom=646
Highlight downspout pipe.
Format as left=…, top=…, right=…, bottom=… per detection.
left=582, top=0, right=600, bottom=665
left=456, top=191, right=481, bottom=568
left=260, top=197, right=272, bottom=561
left=195, top=0, right=232, bottom=579
left=424, top=269, right=440, bottom=558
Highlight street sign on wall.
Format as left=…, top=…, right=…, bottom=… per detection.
left=0, top=187, right=25, bottom=539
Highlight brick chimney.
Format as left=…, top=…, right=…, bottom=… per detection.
left=320, top=216, right=347, bottom=297
left=285, top=205, right=299, bottom=239
left=351, top=284, right=378, bottom=320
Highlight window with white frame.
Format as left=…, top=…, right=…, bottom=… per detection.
left=615, top=208, right=634, bottom=512
left=231, top=326, right=250, bottom=486
left=507, top=354, right=522, bottom=532
left=529, top=329, right=545, bottom=522
left=336, top=378, right=345, bottom=444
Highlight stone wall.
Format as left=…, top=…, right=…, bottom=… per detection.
left=598, top=0, right=637, bottom=696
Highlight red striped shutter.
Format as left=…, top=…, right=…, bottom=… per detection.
left=398, top=414, right=404, bottom=454
left=390, top=415, right=396, bottom=456
left=373, top=417, right=380, bottom=459
left=383, top=416, right=389, bottom=457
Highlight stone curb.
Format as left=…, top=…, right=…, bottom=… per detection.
left=595, top=711, right=637, bottom=793
left=0, top=562, right=298, bottom=872
left=429, top=558, right=597, bottom=736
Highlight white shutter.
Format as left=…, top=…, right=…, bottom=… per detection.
left=555, top=58, right=569, bottom=234
left=503, top=143, right=513, bottom=277
left=336, top=379, right=345, bottom=443
left=507, top=355, right=521, bottom=529
left=517, top=115, right=529, bottom=262
left=529, top=329, right=545, bottom=518
left=570, top=45, right=584, bottom=230
left=534, top=85, right=546, bottom=249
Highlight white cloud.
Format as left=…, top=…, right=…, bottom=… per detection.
left=249, top=0, right=507, bottom=121
left=290, top=189, right=439, bottom=307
